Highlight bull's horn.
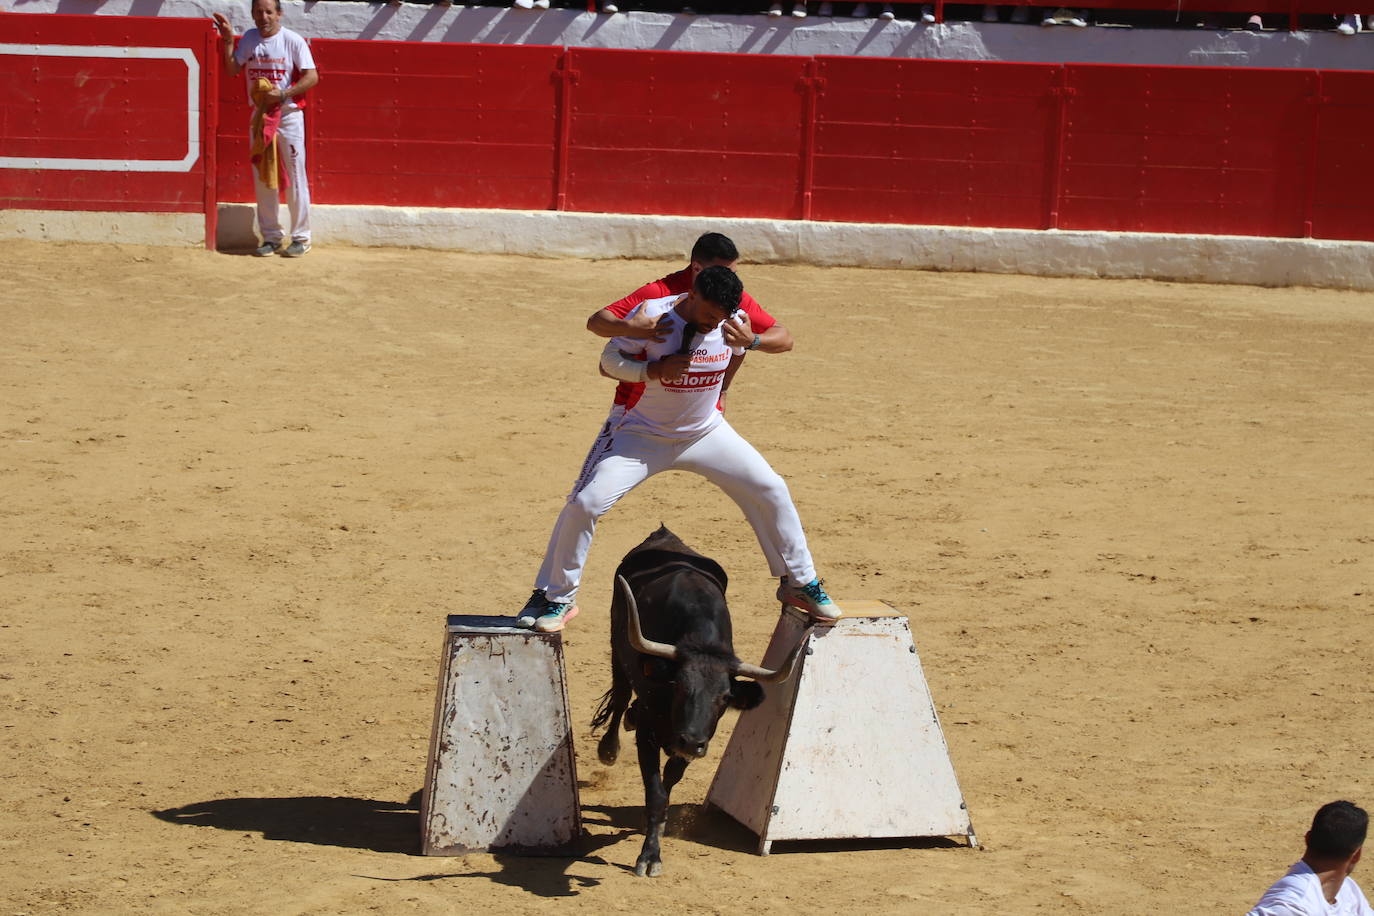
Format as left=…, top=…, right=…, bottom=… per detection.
left=736, top=634, right=807, bottom=685
left=617, top=574, right=677, bottom=661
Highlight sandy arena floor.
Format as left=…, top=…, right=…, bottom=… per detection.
left=1, top=239, right=1372, bottom=914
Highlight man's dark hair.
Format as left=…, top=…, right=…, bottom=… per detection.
left=693, top=265, right=743, bottom=314
left=1308, top=801, right=1368, bottom=859
left=691, top=232, right=739, bottom=265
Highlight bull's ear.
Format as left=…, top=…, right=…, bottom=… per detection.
left=728, top=680, right=764, bottom=710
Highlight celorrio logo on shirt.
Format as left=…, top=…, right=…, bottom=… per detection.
left=249, top=52, right=289, bottom=82
left=665, top=369, right=726, bottom=391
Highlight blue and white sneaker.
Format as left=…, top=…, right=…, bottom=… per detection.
left=533, top=601, right=579, bottom=633
left=517, top=590, right=580, bottom=631
left=778, top=576, right=842, bottom=621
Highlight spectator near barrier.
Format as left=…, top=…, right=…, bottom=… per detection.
left=213, top=0, right=319, bottom=258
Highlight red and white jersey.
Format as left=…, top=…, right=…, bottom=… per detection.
left=605, top=266, right=775, bottom=408
left=613, top=295, right=745, bottom=440
left=235, top=27, right=315, bottom=114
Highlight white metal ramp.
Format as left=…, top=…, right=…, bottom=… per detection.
left=421, top=614, right=582, bottom=855
left=706, top=601, right=975, bottom=854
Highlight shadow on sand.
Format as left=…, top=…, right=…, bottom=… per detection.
left=152, top=790, right=635, bottom=895
left=152, top=791, right=425, bottom=854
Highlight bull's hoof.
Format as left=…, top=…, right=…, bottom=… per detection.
left=597, top=734, right=619, bottom=765
left=633, top=858, right=662, bottom=878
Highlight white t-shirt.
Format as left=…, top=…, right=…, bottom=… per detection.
left=613, top=294, right=745, bottom=440
left=1247, top=862, right=1374, bottom=916
left=235, top=27, right=315, bottom=114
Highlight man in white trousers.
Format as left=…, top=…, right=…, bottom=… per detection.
left=530, top=231, right=790, bottom=606
left=517, top=266, right=840, bottom=634
left=213, top=0, right=319, bottom=257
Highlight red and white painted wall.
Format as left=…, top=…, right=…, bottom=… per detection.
left=2, top=8, right=1372, bottom=288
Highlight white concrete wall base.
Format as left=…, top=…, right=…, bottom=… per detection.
left=214, top=201, right=1374, bottom=291
left=0, top=209, right=205, bottom=246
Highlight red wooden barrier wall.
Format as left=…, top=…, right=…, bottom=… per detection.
left=228, top=42, right=1374, bottom=242
left=559, top=48, right=810, bottom=219
left=0, top=15, right=216, bottom=223
left=6, top=14, right=1373, bottom=245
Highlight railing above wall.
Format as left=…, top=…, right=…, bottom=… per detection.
left=926, top=0, right=1374, bottom=29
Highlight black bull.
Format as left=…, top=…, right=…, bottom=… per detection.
left=590, top=526, right=803, bottom=878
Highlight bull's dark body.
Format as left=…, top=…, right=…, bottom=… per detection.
left=591, top=526, right=763, bottom=877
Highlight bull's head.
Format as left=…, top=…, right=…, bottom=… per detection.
left=617, top=575, right=805, bottom=760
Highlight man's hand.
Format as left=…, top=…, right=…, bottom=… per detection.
left=721, top=313, right=754, bottom=349
left=623, top=311, right=673, bottom=342
left=212, top=12, right=234, bottom=41
left=648, top=354, right=692, bottom=382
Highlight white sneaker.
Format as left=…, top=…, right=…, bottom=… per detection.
left=601, top=0, right=618, bottom=10
left=533, top=0, right=550, bottom=8
left=1337, top=13, right=1359, bottom=32
left=768, top=1, right=783, bottom=14
left=920, top=3, right=935, bottom=21
left=851, top=2, right=869, bottom=16
left=513, top=0, right=534, bottom=8
left=878, top=3, right=894, bottom=18
left=1067, top=12, right=1087, bottom=26
left=791, top=2, right=807, bottom=16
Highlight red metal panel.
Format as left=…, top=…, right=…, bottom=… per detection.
left=561, top=48, right=808, bottom=219
left=295, top=40, right=561, bottom=209
left=1309, top=70, right=1374, bottom=242
left=810, top=57, right=1059, bottom=228
left=1058, top=64, right=1312, bottom=237
left=315, top=138, right=555, bottom=209
left=0, top=14, right=210, bottom=214
left=1, top=56, right=188, bottom=160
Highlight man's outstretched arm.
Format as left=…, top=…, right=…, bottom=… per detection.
left=587, top=307, right=671, bottom=342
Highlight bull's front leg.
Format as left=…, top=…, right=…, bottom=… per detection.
left=634, top=730, right=686, bottom=877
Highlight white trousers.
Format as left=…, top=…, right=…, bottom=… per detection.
left=252, top=109, right=311, bottom=245
left=535, top=417, right=817, bottom=604
left=534, top=405, right=624, bottom=588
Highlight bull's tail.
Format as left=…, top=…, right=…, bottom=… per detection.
left=592, top=675, right=634, bottom=765
left=590, top=687, right=617, bottom=733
